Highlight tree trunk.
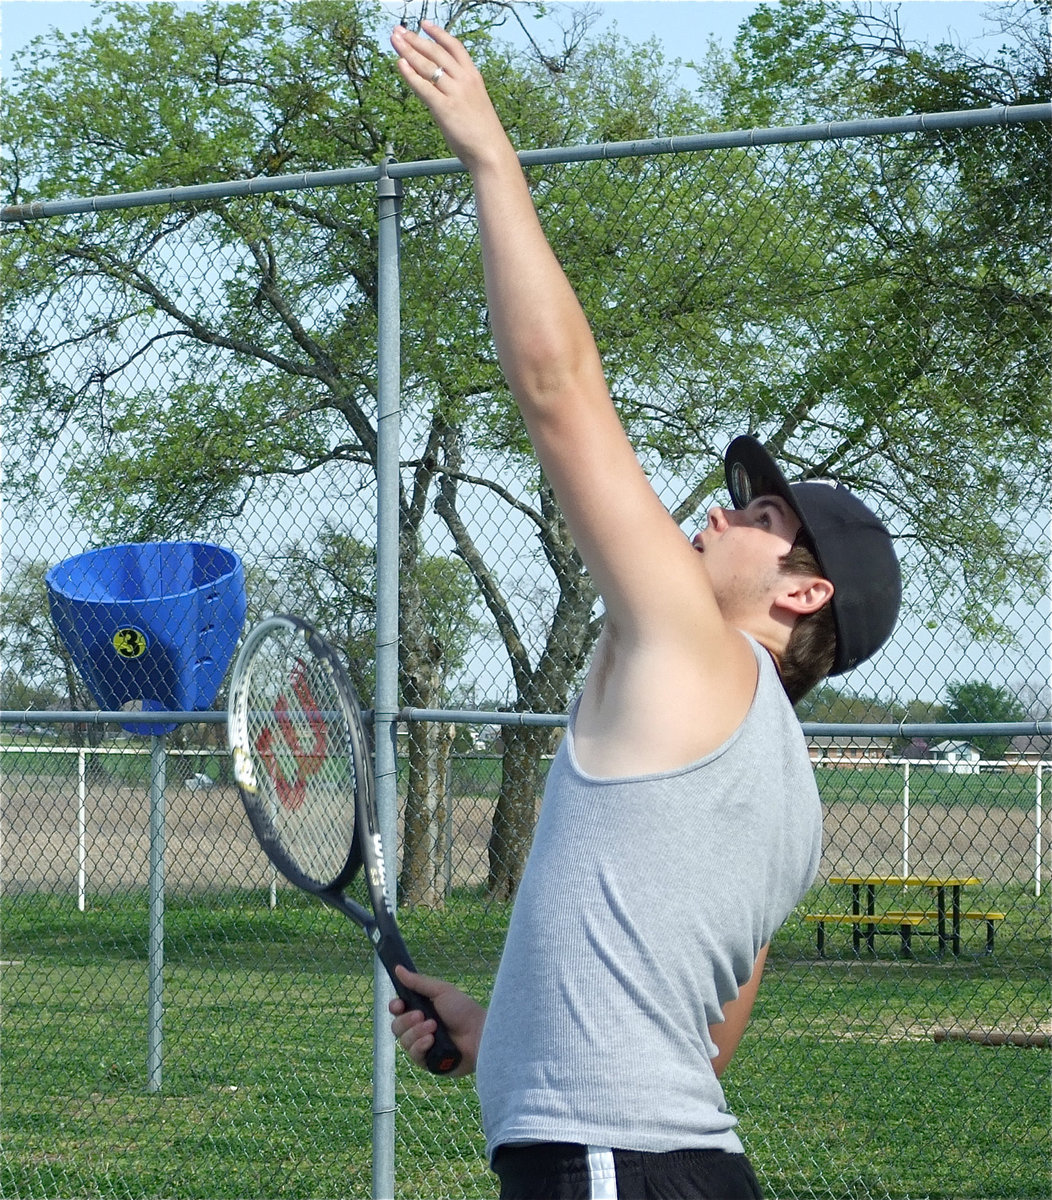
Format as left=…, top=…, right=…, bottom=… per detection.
left=400, top=719, right=454, bottom=908
left=396, top=561, right=449, bottom=908
left=487, top=724, right=554, bottom=901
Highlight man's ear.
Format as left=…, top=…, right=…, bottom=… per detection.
left=776, top=575, right=834, bottom=616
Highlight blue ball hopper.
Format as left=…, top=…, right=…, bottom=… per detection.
left=46, top=542, right=246, bottom=735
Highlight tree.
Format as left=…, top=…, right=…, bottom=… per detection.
left=0, top=561, right=94, bottom=742
left=3, top=0, right=1047, bottom=898
left=796, top=684, right=908, bottom=727
left=711, top=3, right=1047, bottom=608
left=944, top=680, right=1028, bottom=757
left=0, top=0, right=518, bottom=904
left=0, top=0, right=716, bottom=900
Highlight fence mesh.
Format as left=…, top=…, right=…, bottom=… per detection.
left=2, top=113, right=1049, bottom=1200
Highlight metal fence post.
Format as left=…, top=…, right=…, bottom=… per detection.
left=147, top=734, right=166, bottom=1093
left=373, top=152, right=404, bottom=1200
left=77, top=747, right=87, bottom=912
left=1037, top=763, right=1044, bottom=898
left=902, top=760, right=910, bottom=881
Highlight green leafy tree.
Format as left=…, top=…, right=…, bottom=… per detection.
left=796, top=684, right=907, bottom=727
left=0, top=561, right=94, bottom=742
left=697, top=0, right=1050, bottom=632
left=0, top=0, right=528, bottom=902
left=0, top=0, right=713, bottom=899
left=3, top=0, right=1048, bottom=897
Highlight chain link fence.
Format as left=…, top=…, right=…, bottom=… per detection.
left=2, top=106, right=1050, bottom=1200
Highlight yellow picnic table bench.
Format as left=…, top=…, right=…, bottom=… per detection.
left=804, top=874, right=1004, bottom=958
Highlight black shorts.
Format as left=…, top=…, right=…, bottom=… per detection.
left=492, top=1142, right=763, bottom=1200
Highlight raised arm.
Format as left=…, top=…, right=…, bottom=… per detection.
left=390, top=23, right=714, bottom=638
left=391, top=24, right=770, bottom=774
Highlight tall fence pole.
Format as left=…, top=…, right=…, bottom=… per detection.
left=372, top=154, right=404, bottom=1200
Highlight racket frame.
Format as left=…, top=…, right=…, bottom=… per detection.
left=228, top=614, right=461, bottom=1075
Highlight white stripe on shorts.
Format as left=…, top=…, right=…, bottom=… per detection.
left=586, top=1146, right=618, bottom=1200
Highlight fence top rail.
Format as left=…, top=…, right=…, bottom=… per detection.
left=3, top=103, right=1048, bottom=223
left=2, top=709, right=1050, bottom=740
left=0, top=744, right=218, bottom=755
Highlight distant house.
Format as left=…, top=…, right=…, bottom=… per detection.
left=807, top=735, right=892, bottom=764
left=930, top=740, right=982, bottom=774
left=1005, top=734, right=1052, bottom=768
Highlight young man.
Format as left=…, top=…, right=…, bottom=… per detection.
left=388, top=22, right=900, bottom=1200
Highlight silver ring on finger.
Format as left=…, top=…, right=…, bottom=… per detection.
left=430, top=66, right=445, bottom=84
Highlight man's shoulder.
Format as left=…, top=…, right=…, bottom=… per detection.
left=572, top=627, right=763, bottom=775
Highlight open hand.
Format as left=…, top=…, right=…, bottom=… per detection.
left=390, top=21, right=512, bottom=172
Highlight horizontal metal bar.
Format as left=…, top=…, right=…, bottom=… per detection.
left=803, top=721, right=1052, bottom=739
left=2, top=709, right=1048, bottom=740
left=392, top=707, right=569, bottom=728
left=401, top=713, right=1051, bottom=739
left=0, top=744, right=220, bottom=755
left=513, top=102, right=1052, bottom=166
left=3, top=104, right=1047, bottom=222
left=1, top=166, right=383, bottom=222
left=0, top=709, right=227, bottom=725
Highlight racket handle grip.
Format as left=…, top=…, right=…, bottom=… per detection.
left=378, top=935, right=463, bottom=1075
left=406, top=990, right=463, bottom=1077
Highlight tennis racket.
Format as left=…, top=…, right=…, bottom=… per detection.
left=227, top=613, right=461, bottom=1075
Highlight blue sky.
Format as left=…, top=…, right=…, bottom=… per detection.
left=1, top=1, right=1017, bottom=76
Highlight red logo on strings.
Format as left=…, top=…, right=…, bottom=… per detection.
left=254, top=661, right=328, bottom=811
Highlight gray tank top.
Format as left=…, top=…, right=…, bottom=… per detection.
left=475, top=638, right=822, bottom=1160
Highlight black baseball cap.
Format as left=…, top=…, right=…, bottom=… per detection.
left=724, top=436, right=901, bottom=675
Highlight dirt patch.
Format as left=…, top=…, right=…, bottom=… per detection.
left=819, top=800, right=1042, bottom=885
left=0, top=773, right=499, bottom=897
left=0, top=775, right=1043, bottom=897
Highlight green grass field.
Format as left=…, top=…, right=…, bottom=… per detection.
left=812, top=765, right=1041, bottom=811
left=452, top=759, right=1043, bottom=811
left=1, top=886, right=1048, bottom=1200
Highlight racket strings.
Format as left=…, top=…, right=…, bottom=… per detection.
left=239, top=629, right=358, bottom=889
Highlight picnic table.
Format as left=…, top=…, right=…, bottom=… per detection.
left=804, top=874, right=1004, bottom=958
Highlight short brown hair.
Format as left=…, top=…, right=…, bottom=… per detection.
left=777, top=536, right=836, bottom=705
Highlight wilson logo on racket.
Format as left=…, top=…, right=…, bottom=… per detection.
left=369, top=833, right=396, bottom=916
left=254, top=660, right=329, bottom=812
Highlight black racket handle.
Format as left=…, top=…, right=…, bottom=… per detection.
left=377, top=934, right=463, bottom=1076
left=399, top=985, right=463, bottom=1076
